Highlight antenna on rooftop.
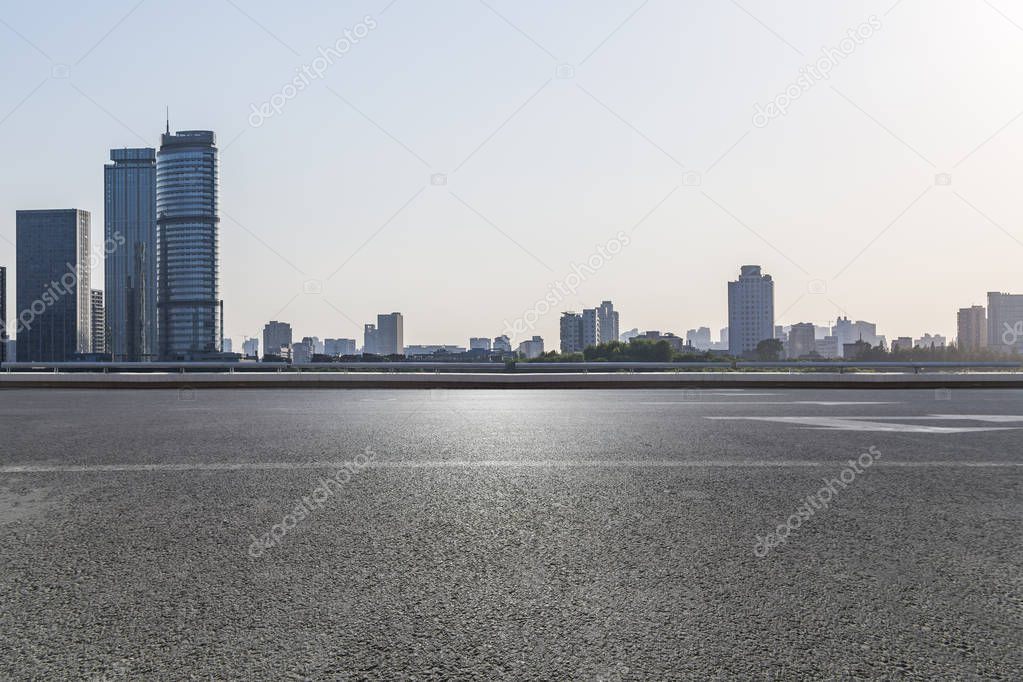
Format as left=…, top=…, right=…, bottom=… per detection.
left=165, top=106, right=170, bottom=135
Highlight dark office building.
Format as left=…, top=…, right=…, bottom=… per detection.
left=91, top=289, right=106, bottom=354
left=105, top=147, right=157, bottom=361
left=16, top=209, right=92, bottom=362
left=0, top=265, right=7, bottom=363
left=157, top=129, right=219, bottom=360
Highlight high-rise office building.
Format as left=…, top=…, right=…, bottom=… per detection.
left=221, top=338, right=233, bottom=354
left=262, top=321, right=292, bottom=358
left=0, top=265, right=7, bottom=363
left=597, top=301, right=619, bottom=344
left=469, top=337, right=491, bottom=351
left=581, top=308, right=600, bottom=349
left=157, top=129, right=219, bottom=360
left=376, top=313, right=404, bottom=356
left=957, top=305, right=987, bottom=351
left=292, top=341, right=313, bottom=364
left=727, top=265, right=774, bottom=356
left=363, top=324, right=378, bottom=355
left=105, top=147, right=157, bottom=361
left=16, top=209, right=91, bottom=362
left=987, top=292, right=1023, bottom=353
left=325, top=338, right=356, bottom=356
left=493, top=335, right=512, bottom=353
left=685, top=327, right=712, bottom=350
left=831, top=317, right=885, bottom=357
left=517, top=336, right=544, bottom=359
left=90, top=290, right=106, bottom=354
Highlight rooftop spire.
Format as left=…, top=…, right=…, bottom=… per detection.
left=165, top=106, right=169, bottom=135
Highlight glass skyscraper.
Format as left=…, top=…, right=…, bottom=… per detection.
left=157, top=130, right=219, bottom=360
left=105, top=147, right=157, bottom=361
left=16, top=209, right=92, bottom=362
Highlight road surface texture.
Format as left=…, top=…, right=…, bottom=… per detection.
left=0, top=388, right=1020, bottom=679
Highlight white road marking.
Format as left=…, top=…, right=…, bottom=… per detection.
left=0, top=459, right=1020, bottom=473
left=707, top=416, right=1019, bottom=433
left=640, top=401, right=895, bottom=406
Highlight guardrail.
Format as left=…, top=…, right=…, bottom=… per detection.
left=2, top=360, right=1019, bottom=374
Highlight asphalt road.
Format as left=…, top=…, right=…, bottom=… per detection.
left=0, top=389, right=1020, bottom=680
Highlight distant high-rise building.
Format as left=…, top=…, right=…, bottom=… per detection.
left=90, top=290, right=106, bottom=354
left=582, top=308, right=600, bottom=348
left=325, top=338, right=356, bottom=356
left=832, top=317, right=885, bottom=357
left=786, top=322, right=815, bottom=359
left=301, top=336, right=324, bottom=355
left=16, top=209, right=92, bottom=362
left=221, top=338, right=233, bottom=354
left=493, top=335, right=512, bottom=353
left=0, top=265, right=7, bottom=363
left=560, top=312, right=584, bottom=353
left=363, top=324, right=378, bottom=355
left=517, top=335, right=544, bottom=359
left=915, top=333, right=946, bottom=349
left=686, top=327, right=712, bottom=350
left=891, top=336, right=914, bottom=352
left=957, top=305, right=987, bottom=351
left=157, top=129, right=219, bottom=360
left=263, top=321, right=292, bottom=358
left=815, top=335, right=839, bottom=359
left=292, top=341, right=313, bottom=364
left=376, top=313, right=404, bottom=356
left=727, top=265, right=774, bottom=356
left=597, top=301, right=618, bottom=344
left=987, top=292, right=1023, bottom=353
left=469, top=337, right=491, bottom=351
left=242, top=337, right=259, bottom=359
left=105, top=147, right=157, bottom=361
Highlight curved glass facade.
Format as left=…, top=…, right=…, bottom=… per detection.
left=156, top=131, right=219, bottom=360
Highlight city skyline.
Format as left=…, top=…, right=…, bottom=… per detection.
left=1, top=1, right=1022, bottom=347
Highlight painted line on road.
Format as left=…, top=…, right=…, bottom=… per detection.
left=0, top=460, right=1021, bottom=473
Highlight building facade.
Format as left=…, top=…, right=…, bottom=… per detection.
left=560, top=312, right=583, bottom=353
left=105, top=147, right=157, bottom=361
left=957, top=305, right=987, bottom=351
left=517, top=336, right=544, bottom=359
left=16, top=209, right=92, bottom=362
left=157, top=130, right=219, bottom=360
left=987, top=292, right=1023, bottom=353
left=242, top=337, right=260, bottom=359
left=325, top=338, right=357, bottom=356
left=0, top=265, right=7, bottom=363
left=727, top=265, right=774, bottom=356
left=597, top=300, right=618, bottom=344
left=686, top=327, right=712, bottom=350
left=376, top=313, right=404, bottom=356
left=493, top=335, right=512, bottom=353
left=262, top=320, right=292, bottom=358
left=581, top=308, right=600, bottom=349
left=91, top=290, right=106, bottom=354
left=469, top=337, right=491, bottom=351
left=786, top=322, right=816, bottom=359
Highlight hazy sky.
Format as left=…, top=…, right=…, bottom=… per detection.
left=1, top=0, right=1022, bottom=347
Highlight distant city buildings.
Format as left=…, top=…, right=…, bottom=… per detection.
left=915, top=333, right=946, bottom=349
left=292, top=340, right=313, bottom=364
left=405, top=344, right=466, bottom=356
left=157, top=129, right=219, bottom=360
left=634, top=330, right=688, bottom=352
left=263, top=321, right=292, bottom=358
left=469, top=337, right=491, bottom=351
left=493, top=335, right=512, bottom=353
left=987, top=292, right=1023, bottom=353
left=375, top=313, right=403, bottom=356
left=727, top=265, right=774, bottom=356
left=517, top=336, right=544, bottom=359
left=891, top=336, right=914, bottom=352
left=620, top=328, right=640, bottom=343
left=242, top=337, right=259, bottom=359
left=91, top=290, right=106, bottom=354
left=832, top=317, right=885, bottom=357
left=685, top=327, right=712, bottom=350
left=105, top=147, right=157, bottom=361
left=560, top=312, right=584, bottom=353
left=16, top=209, right=92, bottom=362
left=786, top=322, right=815, bottom=359
left=301, top=336, right=324, bottom=355
left=325, top=338, right=356, bottom=356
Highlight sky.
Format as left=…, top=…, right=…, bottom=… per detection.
left=1, top=0, right=1022, bottom=348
